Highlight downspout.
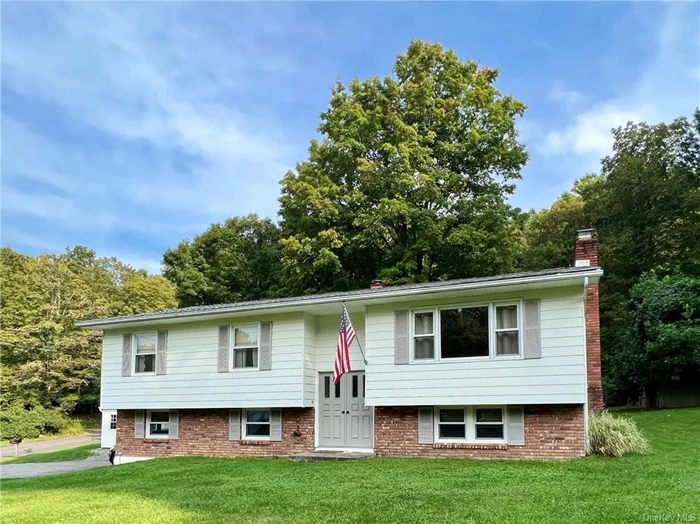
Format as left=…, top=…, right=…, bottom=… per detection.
left=583, top=276, right=590, bottom=454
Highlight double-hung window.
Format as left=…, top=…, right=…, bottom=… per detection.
left=413, top=311, right=435, bottom=360
left=232, top=325, right=259, bottom=369
left=147, top=410, right=169, bottom=438
left=411, top=302, right=521, bottom=361
left=243, top=409, right=270, bottom=439
left=135, top=332, right=157, bottom=373
left=435, top=407, right=505, bottom=443
left=495, top=304, right=519, bottom=356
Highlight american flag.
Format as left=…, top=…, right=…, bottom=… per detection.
left=333, top=303, right=356, bottom=385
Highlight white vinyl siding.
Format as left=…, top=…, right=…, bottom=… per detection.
left=303, top=314, right=317, bottom=407
left=365, top=288, right=587, bottom=406
left=100, top=313, right=305, bottom=409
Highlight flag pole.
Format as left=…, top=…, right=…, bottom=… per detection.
left=344, top=301, right=368, bottom=365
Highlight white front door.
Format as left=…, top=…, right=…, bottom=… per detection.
left=101, top=410, right=117, bottom=448
left=318, top=372, right=373, bottom=449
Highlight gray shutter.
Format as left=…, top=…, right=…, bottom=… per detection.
left=122, top=334, right=132, bottom=377
left=523, top=300, right=542, bottom=359
left=169, top=410, right=179, bottom=439
left=259, top=322, right=272, bottom=371
left=270, top=409, right=282, bottom=441
left=229, top=409, right=241, bottom=441
left=156, top=330, right=168, bottom=375
left=218, top=326, right=230, bottom=372
left=394, top=310, right=409, bottom=365
left=507, top=406, right=525, bottom=445
left=418, top=408, right=434, bottom=444
left=134, top=410, right=145, bottom=439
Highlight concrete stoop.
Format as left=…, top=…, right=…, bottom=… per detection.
left=290, top=451, right=376, bottom=462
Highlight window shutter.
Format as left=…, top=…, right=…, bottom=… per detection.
left=394, top=311, right=409, bottom=365
left=169, top=410, right=179, bottom=439
left=418, top=408, right=434, bottom=444
left=270, top=409, right=282, bottom=441
left=507, top=406, right=525, bottom=445
left=218, top=326, right=230, bottom=372
left=156, top=330, right=168, bottom=375
left=259, top=322, right=273, bottom=371
left=134, top=410, right=145, bottom=439
left=229, top=409, right=241, bottom=441
left=122, top=334, right=132, bottom=377
left=523, top=300, right=542, bottom=359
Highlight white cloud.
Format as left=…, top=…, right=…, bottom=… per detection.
left=535, top=3, right=699, bottom=167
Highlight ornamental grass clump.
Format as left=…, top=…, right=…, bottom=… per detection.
left=588, top=410, right=649, bottom=457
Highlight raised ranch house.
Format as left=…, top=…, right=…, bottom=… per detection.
left=78, top=230, right=603, bottom=461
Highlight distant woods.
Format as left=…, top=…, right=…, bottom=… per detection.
left=2, top=41, right=698, bottom=425
left=0, top=247, right=177, bottom=419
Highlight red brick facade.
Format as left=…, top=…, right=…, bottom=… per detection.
left=575, top=230, right=604, bottom=412
left=374, top=405, right=585, bottom=460
left=116, top=405, right=584, bottom=460
left=116, top=408, right=314, bottom=458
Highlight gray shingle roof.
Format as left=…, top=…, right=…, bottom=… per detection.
left=76, top=265, right=601, bottom=328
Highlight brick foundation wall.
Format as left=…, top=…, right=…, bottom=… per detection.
left=116, top=408, right=314, bottom=458
left=374, top=405, right=585, bottom=460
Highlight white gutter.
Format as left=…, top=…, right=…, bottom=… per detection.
left=77, top=268, right=604, bottom=329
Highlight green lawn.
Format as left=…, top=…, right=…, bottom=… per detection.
left=1, top=444, right=100, bottom=464
left=2, top=409, right=698, bottom=524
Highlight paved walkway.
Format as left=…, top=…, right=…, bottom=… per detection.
left=0, top=432, right=99, bottom=458
left=2, top=459, right=111, bottom=479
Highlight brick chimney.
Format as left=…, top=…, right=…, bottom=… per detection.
left=574, top=228, right=599, bottom=267
left=576, top=229, right=604, bottom=412
left=370, top=280, right=386, bottom=289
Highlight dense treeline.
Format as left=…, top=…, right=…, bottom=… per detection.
left=164, top=42, right=700, bottom=405
left=0, top=247, right=177, bottom=437
left=2, top=42, right=698, bottom=434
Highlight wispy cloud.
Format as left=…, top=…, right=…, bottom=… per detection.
left=2, top=3, right=310, bottom=270
left=534, top=3, right=699, bottom=168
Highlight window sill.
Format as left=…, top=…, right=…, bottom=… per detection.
left=143, top=438, right=171, bottom=443
left=240, top=440, right=271, bottom=446
left=432, top=443, right=509, bottom=450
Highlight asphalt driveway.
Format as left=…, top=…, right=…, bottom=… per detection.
left=2, top=459, right=110, bottom=479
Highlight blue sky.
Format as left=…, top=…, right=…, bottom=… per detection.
left=2, top=2, right=698, bottom=274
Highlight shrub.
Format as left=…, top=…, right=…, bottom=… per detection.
left=0, top=403, right=71, bottom=441
left=588, top=410, right=649, bottom=457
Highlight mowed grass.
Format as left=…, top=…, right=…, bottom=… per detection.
left=1, top=444, right=100, bottom=464
left=2, top=409, right=698, bottom=524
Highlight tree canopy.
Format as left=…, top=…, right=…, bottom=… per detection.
left=0, top=247, right=177, bottom=413
left=278, top=40, right=529, bottom=294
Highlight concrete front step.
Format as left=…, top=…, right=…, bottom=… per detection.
left=290, top=451, right=376, bottom=462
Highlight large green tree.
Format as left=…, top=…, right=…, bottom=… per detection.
left=163, top=215, right=283, bottom=306
left=0, top=247, right=178, bottom=412
left=279, top=40, right=529, bottom=294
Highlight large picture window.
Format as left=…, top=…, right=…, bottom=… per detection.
left=440, top=307, right=489, bottom=358
left=233, top=325, right=259, bottom=369
left=411, top=302, right=521, bottom=361
left=135, top=332, right=157, bottom=373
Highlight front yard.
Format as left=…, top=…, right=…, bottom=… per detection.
left=2, top=408, right=698, bottom=524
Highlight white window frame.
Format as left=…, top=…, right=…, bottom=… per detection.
left=109, top=414, right=117, bottom=430
left=411, top=309, right=437, bottom=361
left=146, top=410, right=170, bottom=439
left=473, top=407, right=506, bottom=442
left=409, top=300, right=523, bottom=363
left=242, top=408, right=271, bottom=441
left=230, top=323, right=261, bottom=371
left=133, top=332, right=157, bottom=375
left=433, top=406, right=506, bottom=444
left=492, top=301, right=523, bottom=359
